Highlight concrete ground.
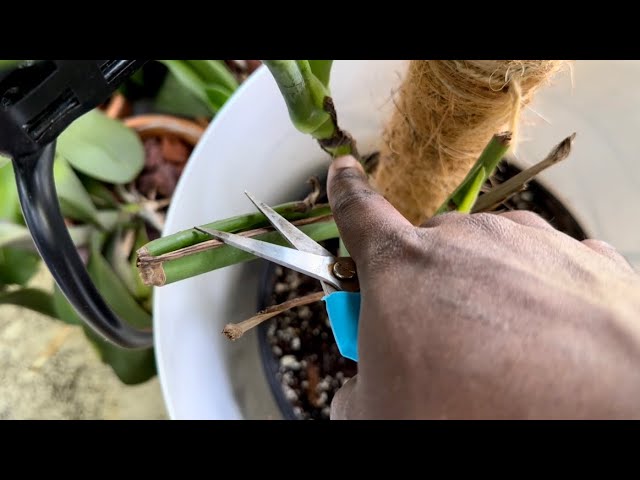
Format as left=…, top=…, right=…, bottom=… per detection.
left=0, top=267, right=167, bottom=420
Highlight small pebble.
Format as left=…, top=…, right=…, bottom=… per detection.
left=298, top=306, right=312, bottom=320
left=280, top=355, right=300, bottom=371
left=316, top=392, right=328, bottom=407
left=275, top=283, right=288, bottom=294
left=284, top=386, right=298, bottom=402
left=291, top=337, right=301, bottom=351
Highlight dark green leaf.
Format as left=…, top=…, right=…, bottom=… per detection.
left=49, top=238, right=156, bottom=383
left=52, top=284, right=156, bottom=384
left=0, top=287, right=58, bottom=319
left=83, top=324, right=156, bottom=385
left=160, top=60, right=209, bottom=103
left=52, top=284, right=83, bottom=325
left=88, top=235, right=151, bottom=329
left=53, top=154, right=100, bottom=226
left=68, top=225, right=93, bottom=247
left=308, top=60, right=333, bottom=88
left=0, top=60, right=32, bottom=70
left=0, top=247, right=40, bottom=285
left=154, top=72, right=212, bottom=118
left=131, top=223, right=152, bottom=301
left=184, top=60, right=238, bottom=92
left=204, top=85, right=233, bottom=112
left=57, top=109, right=144, bottom=184
left=0, top=163, right=23, bottom=224
left=87, top=241, right=154, bottom=382
left=104, top=227, right=139, bottom=299
left=78, top=173, right=119, bottom=209
left=0, top=222, right=34, bottom=250
left=95, top=210, right=122, bottom=232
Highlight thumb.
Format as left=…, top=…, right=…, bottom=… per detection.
left=327, top=156, right=412, bottom=264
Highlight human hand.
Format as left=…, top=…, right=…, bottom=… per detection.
left=327, top=155, right=640, bottom=420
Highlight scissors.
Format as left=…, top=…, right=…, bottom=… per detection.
left=194, top=191, right=362, bottom=361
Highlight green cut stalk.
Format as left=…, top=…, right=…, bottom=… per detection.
left=436, top=132, right=512, bottom=214
left=160, top=220, right=339, bottom=286
left=140, top=202, right=331, bottom=257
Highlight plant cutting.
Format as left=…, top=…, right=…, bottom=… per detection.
left=0, top=59, right=248, bottom=384
left=137, top=60, right=585, bottom=419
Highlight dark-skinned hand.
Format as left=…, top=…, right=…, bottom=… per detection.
left=327, top=155, right=640, bottom=420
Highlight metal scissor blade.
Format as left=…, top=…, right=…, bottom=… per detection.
left=244, top=191, right=333, bottom=257
left=194, top=226, right=342, bottom=290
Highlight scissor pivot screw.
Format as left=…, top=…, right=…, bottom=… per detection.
left=333, top=258, right=357, bottom=280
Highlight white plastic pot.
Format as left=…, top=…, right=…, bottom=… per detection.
left=154, top=60, right=640, bottom=419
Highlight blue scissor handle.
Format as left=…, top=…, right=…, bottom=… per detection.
left=323, top=291, right=361, bottom=362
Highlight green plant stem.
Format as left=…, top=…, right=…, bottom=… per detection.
left=436, top=132, right=512, bottom=214
left=262, top=60, right=333, bottom=136
left=308, top=60, right=333, bottom=87
left=158, top=220, right=339, bottom=286
left=472, top=133, right=576, bottom=213
left=262, top=60, right=359, bottom=159
left=141, top=201, right=331, bottom=257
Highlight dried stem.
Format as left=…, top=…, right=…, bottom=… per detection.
left=223, top=291, right=324, bottom=341
left=473, top=133, right=576, bottom=213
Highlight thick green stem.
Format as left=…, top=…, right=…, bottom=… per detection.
left=262, top=60, right=332, bottom=137
left=436, top=132, right=512, bottom=214
left=141, top=201, right=330, bottom=257
left=308, top=60, right=333, bottom=88
left=262, top=60, right=359, bottom=160
left=156, top=220, right=339, bottom=286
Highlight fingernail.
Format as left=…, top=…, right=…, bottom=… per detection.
left=332, top=155, right=364, bottom=172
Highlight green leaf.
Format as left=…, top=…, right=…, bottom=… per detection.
left=88, top=234, right=151, bottom=329
left=0, top=287, right=58, bottom=319
left=104, top=227, right=139, bottom=299
left=52, top=283, right=156, bottom=384
left=50, top=236, right=156, bottom=383
left=95, top=209, right=122, bottom=232
left=68, top=224, right=93, bottom=247
left=204, top=84, right=233, bottom=112
left=308, top=60, right=333, bottom=88
left=154, top=72, right=212, bottom=118
left=0, top=247, right=40, bottom=285
left=0, top=162, right=23, bottom=224
left=51, top=284, right=83, bottom=325
left=56, top=109, right=144, bottom=184
left=0, top=154, right=9, bottom=169
left=0, top=222, right=33, bottom=250
left=160, top=60, right=209, bottom=104
left=184, top=60, right=238, bottom=92
left=83, top=324, right=156, bottom=384
left=78, top=173, right=119, bottom=209
left=0, top=60, right=31, bottom=70
left=131, top=224, right=152, bottom=301
left=87, top=240, right=155, bottom=383
left=53, top=154, right=100, bottom=226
